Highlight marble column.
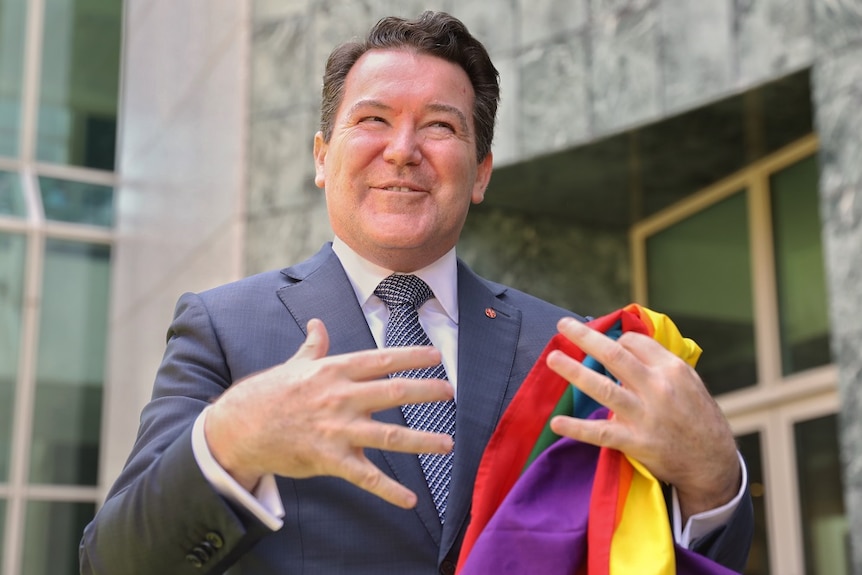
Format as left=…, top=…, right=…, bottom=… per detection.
left=811, top=2, right=862, bottom=571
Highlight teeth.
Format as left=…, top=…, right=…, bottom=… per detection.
left=385, top=186, right=413, bottom=192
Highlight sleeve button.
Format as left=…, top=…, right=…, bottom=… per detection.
left=205, top=531, right=224, bottom=549
left=185, top=553, right=203, bottom=568
left=192, top=545, right=212, bottom=561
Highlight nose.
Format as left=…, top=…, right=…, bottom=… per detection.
left=382, top=124, right=422, bottom=166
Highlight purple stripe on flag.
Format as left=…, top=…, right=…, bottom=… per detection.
left=460, top=407, right=743, bottom=575
left=459, top=435, right=597, bottom=574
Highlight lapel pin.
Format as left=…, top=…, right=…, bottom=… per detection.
left=485, top=307, right=497, bottom=319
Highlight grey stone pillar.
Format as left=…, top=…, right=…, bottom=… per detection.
left=811, top=2, right=862, bottom=572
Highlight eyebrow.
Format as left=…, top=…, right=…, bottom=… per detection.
left=347, top=99, right=470, bottom=133
left=346, top=98, right=392, bottom=119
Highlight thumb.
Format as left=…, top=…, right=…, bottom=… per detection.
left=292, top=318, right=330, bottom=361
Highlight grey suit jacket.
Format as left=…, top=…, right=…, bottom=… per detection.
left=80, top=243, right=753, bottom=574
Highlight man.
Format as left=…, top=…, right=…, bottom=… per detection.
left=80, top=11, right=752, bottom=574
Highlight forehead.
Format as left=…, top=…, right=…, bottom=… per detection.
left=338, top=49, right=475, bottom=119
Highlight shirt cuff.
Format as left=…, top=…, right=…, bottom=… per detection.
left=191, top=406, right=285, bottom=531
left=672, top=451, right=748, bottom=548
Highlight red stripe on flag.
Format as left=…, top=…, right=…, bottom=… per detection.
left=459, top=312, right=628, bottom=569
left=459, top=333, right=578, bottom=565
left=587, top=439, right=623, bottom=575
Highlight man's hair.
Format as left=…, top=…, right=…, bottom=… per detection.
left=320, top=11, right=500, bottom=161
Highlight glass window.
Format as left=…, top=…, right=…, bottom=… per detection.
left=737, top=432, right=770, bottom=575
left=0, top=0, right=27, bottom=158
left=29, top=240, right=110, bottom=485
left=38, top=176, right=113, bottom=227
left=22, top=500, right=95, bottom=575
left=795, top=414, right=849, bottom=575
left=36, top=0, right=122, bottom=170
left=771, top=155, right=831, bottom=375
left=0, top=170, right=26, bottom=217
left=0, top=231, right=25, bottom=482
left=646, top=192, right=757, bottom=394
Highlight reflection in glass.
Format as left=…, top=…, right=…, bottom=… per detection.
left=795, top=414, right=849, bottom=575
left=771, top=155, right=832, bottom=375
left=0, top=171, right=26, bottom=217
left=36, top=0, right=121, bottom=169
left=0, top=232, right=25, bottom=482
left=38, top=176, right=113, bottom=227
left=736, top=433, right=770, bottom=575
left=29, top=240, right=110, bottom=485
left=646, top=192, right=757, bottom=394
left=0, top=0, right=27, bottom=158
left=23, top=500, right=95, bottom=575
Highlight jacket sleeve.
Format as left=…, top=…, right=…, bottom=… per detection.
left=690, top=484, right=755, bottom=573
left=79, top=292, right=273, bottom=574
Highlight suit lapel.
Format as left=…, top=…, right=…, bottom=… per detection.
left=440, top=262, right=521, bottom=560
left=276, top=245, right=374, bottom=356
left=276, top=245, right=443, bottom=543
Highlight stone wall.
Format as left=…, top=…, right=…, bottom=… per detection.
left=459, top=207, right=630, bottom=316
left=811, top=1, right=862, bottom=571
left=247, top=0, right=817, bottom=298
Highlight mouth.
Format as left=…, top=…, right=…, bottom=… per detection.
left=375, top=183, right=427, bottom=193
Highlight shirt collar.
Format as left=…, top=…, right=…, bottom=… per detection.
left=331, top=236, right=459, bottom=324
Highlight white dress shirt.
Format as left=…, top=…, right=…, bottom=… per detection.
left=191, top=237, right=745, bottom=545
left=331, top=237, right=460, bottom=394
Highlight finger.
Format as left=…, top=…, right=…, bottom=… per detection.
left=617, top=331, right=712, bottom=401
left=546, top=348, right=637, bottom=415
left=549, top=415, right=632, bottom=451
left=557, top=317, right=650, bottom=390
left=292, top=318, right=330, bottom=362
left=334, top=345, right=444, bottom=382
left=338, top=456, right=419, bottom=509
left=618, top=330, right=688, bottom=370
left=350, top=376, right=455, bottom=413
left=350, top=420, right=454, bottom=455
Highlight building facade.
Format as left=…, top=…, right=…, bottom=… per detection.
left=0, top=1, right=860, bottom=574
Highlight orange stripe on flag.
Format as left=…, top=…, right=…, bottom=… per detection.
left=614, top=444, right=633, bottom=530
left=588, top=446, right=620, bottom=575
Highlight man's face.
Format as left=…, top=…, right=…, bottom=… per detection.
left=314, top=49, right=493, bottom=272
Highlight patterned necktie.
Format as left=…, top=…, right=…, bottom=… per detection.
left=374, top=274, right=456, bottom=522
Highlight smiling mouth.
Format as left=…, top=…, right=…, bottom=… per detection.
left=381, top=186, right=422, bottom=193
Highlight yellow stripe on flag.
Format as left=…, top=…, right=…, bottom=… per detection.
left=609, top=456, right=676, bottom=575
left=635, top=306, right=702, bottom=368
left=607, top=305, right=701, bottom=575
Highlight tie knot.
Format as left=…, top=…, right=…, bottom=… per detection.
left=375, top=274, right=434, bottom=310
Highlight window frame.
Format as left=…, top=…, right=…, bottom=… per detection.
left=631, top=134, right=841, bottom=575
left=0, top=0, right=119, bottom=572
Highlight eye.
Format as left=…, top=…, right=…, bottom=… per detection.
left=428, top=121, right=456, bottom=132
left=359, top=116, right=387, bottom=124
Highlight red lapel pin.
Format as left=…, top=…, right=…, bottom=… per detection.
left=485, top=307, right=497, bottom=319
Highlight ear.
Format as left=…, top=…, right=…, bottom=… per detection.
left=471, top=152, right=494, bottom=204
left=313, top=131, right=327, bottom=189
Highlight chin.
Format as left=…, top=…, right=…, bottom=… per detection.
left=367, top=226, right=428, bottom=248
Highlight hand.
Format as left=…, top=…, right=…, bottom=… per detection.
left=204, top=318, right=454, bottom=509
left=548, top=317, right=740, bottom=522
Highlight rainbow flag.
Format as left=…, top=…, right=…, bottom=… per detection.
left=457, top=304, right=738, bottom=575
